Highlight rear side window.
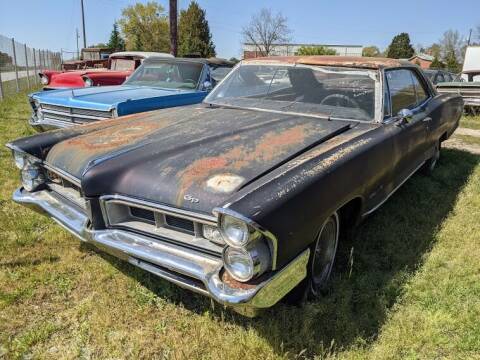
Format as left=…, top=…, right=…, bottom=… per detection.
left=386, top=69, right=429, bottom=115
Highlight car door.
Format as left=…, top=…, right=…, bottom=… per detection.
left=385, top=68, right=433, bottom=186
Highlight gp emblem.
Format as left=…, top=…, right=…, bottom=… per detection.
left=183, top=194, right=199, bottom=203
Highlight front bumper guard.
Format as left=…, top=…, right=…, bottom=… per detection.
left=13, top=188, right=309, bottom=316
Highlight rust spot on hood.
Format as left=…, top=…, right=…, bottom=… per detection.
left=175, top=124, right=313, bottom=204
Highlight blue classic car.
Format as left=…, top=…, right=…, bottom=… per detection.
left=28, top=57, right=234, bottom=131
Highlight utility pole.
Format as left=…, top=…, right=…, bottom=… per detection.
left=76, top=28, right=80, bottom=59
left=81, top=0, right=87, bottom=49
left=467, top=29, right=473, bottom=46
left=169, top=0, right=178, bottom=57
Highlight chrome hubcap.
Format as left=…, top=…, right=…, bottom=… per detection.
left=311, top=215, right=339, bottom=293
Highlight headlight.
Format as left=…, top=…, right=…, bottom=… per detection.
left=14, top=151, right=27, bottom=169
left=12, top=150, right=46, bottom=191
left=21, top=161, right=45, bottom=192
left=84, top=77, right=93, bottom=87
left=40, top=75, right=49, bottom=85
left=223, top=241, right=271, bottom=282
left=220, top=214, right=260, bottom=247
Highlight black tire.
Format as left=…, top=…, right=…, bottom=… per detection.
left=421, top=140, right=441, bottom=175
left=284, top=212, right=340, bottom=304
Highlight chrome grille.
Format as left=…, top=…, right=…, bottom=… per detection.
left=39, top=103, right=113, bottom=125
left=101, top=197, right=223, bottom=254
left=46, top=169, right=86, bottom=209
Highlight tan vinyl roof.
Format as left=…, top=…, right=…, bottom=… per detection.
left=109, top=51, right=174, bottom=59
left=243, top=56, right=409, bottom=69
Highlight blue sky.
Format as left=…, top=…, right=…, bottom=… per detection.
left=0, top=0, right=479, bottom=59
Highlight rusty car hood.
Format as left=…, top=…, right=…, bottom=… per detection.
left=45, top=105, right=357, bottom=213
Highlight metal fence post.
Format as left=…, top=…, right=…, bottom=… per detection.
left=0, top=70, right=4, bottom=100
left=11, top=38, right=20, bottom=92
left=33, top=48, right=38, bottom=85
left=24, top=43, right=30, bottom=89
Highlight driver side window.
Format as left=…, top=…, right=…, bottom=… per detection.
left=386, top=69, right=417, bottom=115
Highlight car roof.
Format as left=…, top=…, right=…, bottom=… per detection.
left=109, top=51, right=174, bottom=59
left=143, top=57, right=234, bottom=67
left=242, top=56, right=412, bottom=69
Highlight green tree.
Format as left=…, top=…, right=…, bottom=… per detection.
left=0, top=51, right=13, bottom=69
left=108, top=22, right=125, bottom=51
left=118, top=2, right=169, bottom=52
left=444, top=50, right=461, bottom=72
left=296, top=46, right=337, bottom=56
left=387, top=33, right=415, bottom=59
left=426, top=43, right=441, bottom=58
left=429, top=56, right=444, bottom=70
left=178, top=1, right=215, bottom=57
left=88, top=43, right=108, bottom=48
left=362, top=46, right=380, bottom=57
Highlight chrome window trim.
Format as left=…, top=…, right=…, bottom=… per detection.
left=213, top=207, right=278, bottom=271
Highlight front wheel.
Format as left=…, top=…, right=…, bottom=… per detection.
left=284, top=212, right=340, bottom=303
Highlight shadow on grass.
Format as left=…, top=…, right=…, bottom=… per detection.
left=79, top=148, right=479, bottom=357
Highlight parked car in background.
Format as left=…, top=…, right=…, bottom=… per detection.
left=60, top=47, right=114, bottom=71
left=8, top=56, right=462, bottom=316
left=423, top=69, right=461, bottom=85
left=29, top=57, right=234, bottom=131
left=39, top=51, right=173, bottom=90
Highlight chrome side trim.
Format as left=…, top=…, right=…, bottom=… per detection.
left=213, top=207, right=278, bottom=271
left=100, top=195, right=217, bottom=225
left=363, top=160, right=426, bottom=216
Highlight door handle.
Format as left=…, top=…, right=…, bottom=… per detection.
left=423, top=117, right=432, bottom=123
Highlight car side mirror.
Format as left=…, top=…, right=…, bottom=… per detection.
left=396, top=108, right=414, bottom=126
left=202, top=81, right=213, bottom=91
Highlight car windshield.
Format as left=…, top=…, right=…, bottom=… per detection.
left=110, top=58, right=136, bottom=71
left=125, top=60, right=203, bottom=89
left=205, top=64, right=379, bottom=121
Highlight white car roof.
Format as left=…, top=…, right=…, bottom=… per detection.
left=109, top=51, right=174, bottom=59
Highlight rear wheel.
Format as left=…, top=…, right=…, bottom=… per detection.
left=422, top=140, right=441, bottom=175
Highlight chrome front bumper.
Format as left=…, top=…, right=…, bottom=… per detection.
left=13, top=188, right=309, bottom=316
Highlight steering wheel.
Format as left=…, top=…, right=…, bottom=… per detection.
left=320, top=94, right=360, bottom=109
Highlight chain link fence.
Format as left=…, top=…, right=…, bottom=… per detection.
left=0, top=34, right=61, bottom=100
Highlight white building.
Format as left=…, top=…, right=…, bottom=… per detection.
left=243, top=43, right=363, bottom=59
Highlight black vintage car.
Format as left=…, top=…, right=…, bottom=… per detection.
left=7, top=56, right=463, bottom=316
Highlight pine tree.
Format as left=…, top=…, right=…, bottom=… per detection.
left=108, top=22, right=125, bottom=51
left=429, top=56, right=444, bottom=70
left=178, top=1, right=215, bottom=58
left=387, top=33, right=415, bottom=59
left=444, top=50, right=460, bottom=73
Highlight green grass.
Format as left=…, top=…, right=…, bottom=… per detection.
left=1, top=94, right=480, bottom=359
left=455, top=134, right=480, bottom=146
left=0, top=77, right=39, bottom=100
left=461, top=115, right=480, bottom=130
